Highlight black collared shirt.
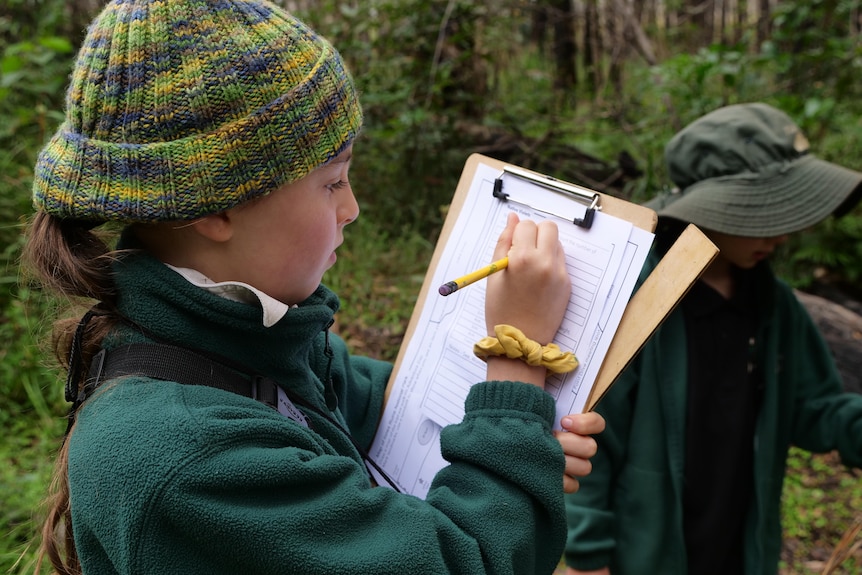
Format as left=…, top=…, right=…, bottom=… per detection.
left=682, top=267, right=763, bottom=575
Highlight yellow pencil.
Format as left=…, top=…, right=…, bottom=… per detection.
left=438, top=257, right=509, bottom=296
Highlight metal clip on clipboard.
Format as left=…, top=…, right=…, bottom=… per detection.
left=492, top=165, right=601, bottom=229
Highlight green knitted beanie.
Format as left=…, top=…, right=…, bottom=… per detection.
left=33, top=0, right=362, bottom=222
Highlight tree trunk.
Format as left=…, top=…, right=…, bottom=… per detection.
left=606, top=1, right=625, bottom=101
left=427, top=1, right=488, bottom=120
left=610, top=0, right=657, bottom=65
left=530, top=2, right=549, bottom=53
left=584, top=0, right=602, bottom=96
left=689, top=0, right=715, bottom=46
left=852, top=2, right=861, bottom=37
left=757, top=0, right=771, bottom=47
left=736, top=0, right=748, bottom=46
left=718, top=0, right=728, bottom=44
left=549, top=0, right=577, bottom=108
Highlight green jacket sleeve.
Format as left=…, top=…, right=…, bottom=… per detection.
left=776, top=286, right=862, bottom=467
left=564, top=355, right=638, bottom=571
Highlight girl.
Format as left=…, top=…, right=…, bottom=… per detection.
left=24, top=1, right=604, bottom=573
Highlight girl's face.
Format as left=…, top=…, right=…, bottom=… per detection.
left=706, top=230, right=790, bottom=269
left=221, top=146, right=359, bottom=304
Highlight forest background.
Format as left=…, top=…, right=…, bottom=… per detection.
left=1, top=0, right=861, bottom=573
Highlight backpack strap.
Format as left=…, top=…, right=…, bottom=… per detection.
left=85, top=343, right=284, bottom=418
left=83, top=342, right=401, bottom=492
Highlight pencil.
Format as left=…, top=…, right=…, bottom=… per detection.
left=438, top=257, right=509, bottom=296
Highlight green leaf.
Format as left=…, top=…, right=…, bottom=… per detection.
left=37, top=36, right=73, bottom=54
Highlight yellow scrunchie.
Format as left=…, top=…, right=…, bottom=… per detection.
left=473, top=324, right=579, bottom=374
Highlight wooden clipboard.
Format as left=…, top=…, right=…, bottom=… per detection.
left=385, top=153, right=718, bottom=413
left=583, top=222, right=718, bottom=411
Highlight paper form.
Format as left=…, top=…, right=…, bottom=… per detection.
left=369, top=160, right=654, bottom=497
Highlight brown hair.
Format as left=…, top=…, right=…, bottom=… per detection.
left=21, top=212, right=122, bottom=575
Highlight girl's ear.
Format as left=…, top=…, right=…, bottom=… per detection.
left=191, top=212, right=234, bottom=243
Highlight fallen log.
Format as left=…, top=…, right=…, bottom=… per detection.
left=795, top=290, right=862, bottom=395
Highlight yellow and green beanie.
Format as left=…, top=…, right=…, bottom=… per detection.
left=33, top=0, right=362, bottom=222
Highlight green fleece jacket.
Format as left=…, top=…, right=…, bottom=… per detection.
left=564, top=251, right=862, bottom=575
left=69, top=251, right=567, bottom=574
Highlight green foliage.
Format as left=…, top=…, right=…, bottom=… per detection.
left=323, top=216, right=432, bottom=362
left=2, top=1, right=862, bottom=572
left=350, top=110, right=466, bottom=239
left=0, top=411, right=65, bottom=575
left=0, top=284, right=65, bottom=574
left=295, top=0, right=488, bottom=239
left=768, top=0, right=862, bottom=108
left=0, top=2, right=75, bottom=311
left=0, top=287, right=58, bottom=408
left=0, top=0, right=69, bottom=45
left=0, top=37, right=70, bottom=144
left=774, top=205, right=862, bottom=290
left=653, top=43, right=770, bottom=120
left=638, top=7, right=862, bottom=288
left=0, top=0, right=75, bottom=155
left=0, top=4, right=75, bottom=569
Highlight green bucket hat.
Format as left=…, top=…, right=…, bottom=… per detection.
left=647, top=103, right=862, bottom=237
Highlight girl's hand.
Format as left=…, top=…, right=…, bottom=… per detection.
left=554, top=411, right=605, bottom=493
left=566, top=568, right=610, bottom=575
left=483, top=213, right=571, bottom=388
left=485, top=212, right=570, bottom=347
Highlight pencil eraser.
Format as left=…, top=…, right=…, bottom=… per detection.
left=438, top=283, right=456, bottom=296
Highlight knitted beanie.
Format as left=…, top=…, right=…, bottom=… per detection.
left=33, top=0, right=362, bottom=222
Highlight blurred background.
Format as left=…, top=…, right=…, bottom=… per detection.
left=1, top=1, right=860, bottom=572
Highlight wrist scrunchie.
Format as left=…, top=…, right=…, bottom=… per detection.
left=473, top=324, right=579, bottom=374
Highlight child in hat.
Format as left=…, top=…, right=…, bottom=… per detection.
left=23, top=1, right=605, bottom=573
left=563, top=103, right=862, bottom=575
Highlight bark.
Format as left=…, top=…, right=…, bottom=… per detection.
left=427, top=0, right=488, bottom=120
left=456, top=121, right=643, bottom=197
left=606, top=2, right=625, bottom=100
left=736, top=0, right=748, bottom=46
left=610, top=0, right=658, bottom=65
left=757, top=0, right=771, bottom=47
left=530, top=2, right=549, bottom=52
left=584, top=0, right=602, bottom=95
left=689, top=0, right=715, bottom=46
left=549, top=0, right=577, bottom=103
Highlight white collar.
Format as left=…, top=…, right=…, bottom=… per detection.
left=166, top=265, right=292, bottom=327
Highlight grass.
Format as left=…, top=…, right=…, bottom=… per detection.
left=0, top=286, right=66, bottom=575
left=780, top=448, right=862, bottom=574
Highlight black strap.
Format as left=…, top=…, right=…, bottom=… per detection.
left=66, top=306, right=106, bottom=404
left=85, top=343, right=279, bottom=409
left=85, top=342, right=402, bottom=492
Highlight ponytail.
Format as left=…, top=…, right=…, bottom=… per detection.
left=22, top=212, right=122, bottom=575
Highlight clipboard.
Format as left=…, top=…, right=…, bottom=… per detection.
left=385, top=153, right=717, bottom=413
left=369, top=154, right=717, bottom=496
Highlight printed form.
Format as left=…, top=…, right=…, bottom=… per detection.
left=369, top=160, right=654, bottom=497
